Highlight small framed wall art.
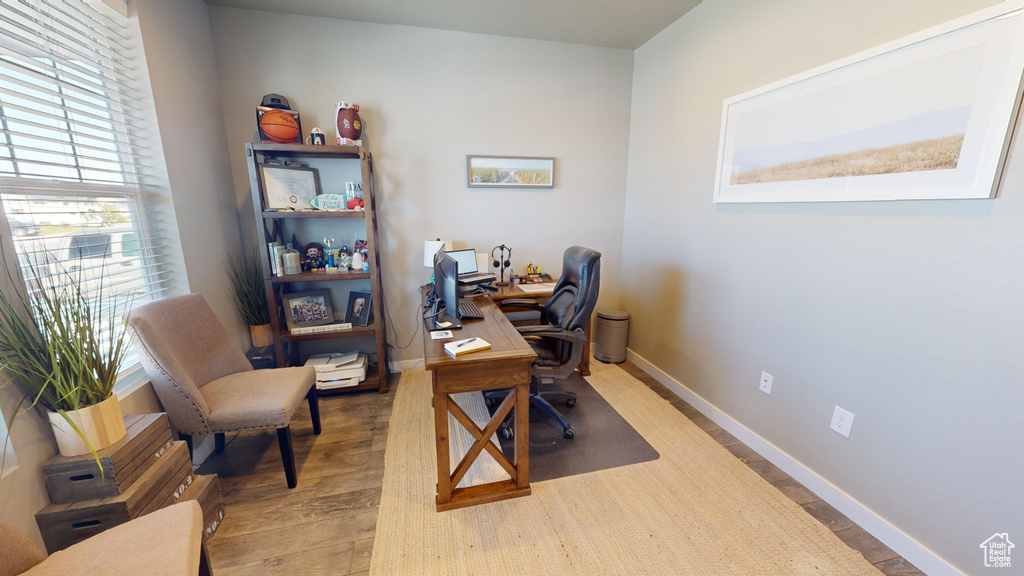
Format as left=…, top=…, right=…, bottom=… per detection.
left=467, top=155, right=554, bottom=188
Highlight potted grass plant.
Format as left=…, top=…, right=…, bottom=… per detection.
left=0, top=256, right=132, bottom=458
left=227, top=248, right=272, bottom=347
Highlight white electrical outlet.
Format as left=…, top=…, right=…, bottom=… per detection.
left=759, top=372, right=773, bottom=395
left=830, top=406, right=855, bottom=438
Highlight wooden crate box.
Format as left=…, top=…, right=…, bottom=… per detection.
left=36, top=440, right=191, bottom=553
left=180, top=473, right=225, bottom=543
left=42, top=413, right=173, bottom=504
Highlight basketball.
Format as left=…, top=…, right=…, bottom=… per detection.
left=260, top=110, right=299, bottom=143
left=336, top=106, right=362, bottom=141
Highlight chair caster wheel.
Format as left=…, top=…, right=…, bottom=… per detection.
left=499, top=427, right=513, bottom=440
left=565, top=398, right=576, bottom=407
left=563, top=427, right=575, bottom=439
left=485, top=398, right=495, bottom=408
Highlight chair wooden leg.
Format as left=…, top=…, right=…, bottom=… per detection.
left=180, top=433, right=193, bottom=460
left=277, top=426, right=297, bottom=489
left=214, top=433, right=226, bottom=454
left=307, top=385, right=322, bottom=435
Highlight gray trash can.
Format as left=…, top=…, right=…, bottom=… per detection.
left=594, top=309, right=630, bottom=363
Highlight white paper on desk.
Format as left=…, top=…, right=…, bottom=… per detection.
left=517, top=282, right=556, bottom=294
left=431, top=330, right=453, bottom=340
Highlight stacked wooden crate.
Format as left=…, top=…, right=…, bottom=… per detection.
left=35, top=413, right=225, bottom=554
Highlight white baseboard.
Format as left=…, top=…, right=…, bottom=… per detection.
left=626, top=348, right=965, bottom=576
left=390, top=357, right=424, bottom=373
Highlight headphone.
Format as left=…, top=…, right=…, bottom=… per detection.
left=491, top=244, right=511, bottom=286
left=491, top=244, right=511, bottom=269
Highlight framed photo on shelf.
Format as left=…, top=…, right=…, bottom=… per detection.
left=712, top=1, right=1024, bottom=203
left=466, top=155, right=554, bottom=188
left=282, top=290, right=334, bottom=331
left=345, top=291, right=373, bottom=326
left=260, top=163, right=323, bottom=210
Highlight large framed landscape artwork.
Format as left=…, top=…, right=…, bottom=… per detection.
left=713, top=1, right=1024, bottom=203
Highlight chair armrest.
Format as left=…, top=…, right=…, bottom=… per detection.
left=25, top=501, right=203, bottom=576
left=498, top=298, right=543, bottom=311
left=516, top=326, right=587, bottom=343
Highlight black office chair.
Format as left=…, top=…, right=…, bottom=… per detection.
left=489, top=246, right=601, bottom=439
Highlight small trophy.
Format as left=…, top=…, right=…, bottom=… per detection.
left=323, top=236, right=336, bottom=272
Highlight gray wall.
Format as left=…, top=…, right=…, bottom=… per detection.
left=623, top=0, right=1020, bottom=572
left=137, top=0, right=247, bottom=347
left=206, top=7, right=633, bottom=364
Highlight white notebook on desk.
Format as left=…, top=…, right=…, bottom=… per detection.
left=516, top=282, right=556, bottom=294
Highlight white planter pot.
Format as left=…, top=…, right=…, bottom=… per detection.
left=47, top=395, right=128, bottom=457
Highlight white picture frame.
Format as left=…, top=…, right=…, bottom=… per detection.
left=713, top=1, right=1024, bottom=203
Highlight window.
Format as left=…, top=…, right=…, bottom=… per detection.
left=0, top=1, right=184, bottom=386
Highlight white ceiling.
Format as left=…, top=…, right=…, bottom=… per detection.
left=203, top=0, right=702, bottom=50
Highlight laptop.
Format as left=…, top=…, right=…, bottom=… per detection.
left=446, top=249, right=497, bottom=285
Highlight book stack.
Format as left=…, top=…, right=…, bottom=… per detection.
left=304, top=352, right=368, bottom=390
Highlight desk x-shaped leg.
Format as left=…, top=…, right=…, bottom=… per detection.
left=434, top=385, right=531, bottom=511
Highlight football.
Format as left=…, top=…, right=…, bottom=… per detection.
left=336, top=105, right=362, bottom=141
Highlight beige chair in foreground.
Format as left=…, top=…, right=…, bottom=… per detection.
left=0, top=501, right=211, bottom=576
left=129, top=294, right=321, bottom=489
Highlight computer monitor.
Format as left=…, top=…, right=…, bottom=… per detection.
left=429, top=250, right=462, bottom=329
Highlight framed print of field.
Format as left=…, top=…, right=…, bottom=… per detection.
left=467, top=155, right=554, bottom=188
left=713, top=1, right=1024, bottom=203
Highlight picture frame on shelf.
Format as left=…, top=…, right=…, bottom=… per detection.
left=260, top=163, right=322, bottom=210
left=283, top=290, right=334, bottom=331
left=466, top=155, right=555, bottom=189
left=712, top=1, right=1024, bottom=203
left=345, top=291, right=373, bottom=326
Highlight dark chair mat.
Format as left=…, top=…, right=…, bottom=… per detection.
left=495, top=371, right=659, bottom=482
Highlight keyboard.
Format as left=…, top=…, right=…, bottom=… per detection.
left=457, top=297, right=484, bottom=319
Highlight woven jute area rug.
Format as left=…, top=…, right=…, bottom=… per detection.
left=371, top=361, right=880, bottom=575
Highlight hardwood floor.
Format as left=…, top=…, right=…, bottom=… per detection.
left=198, top=385, right=395, bottom=575
left=200, top=363, right=924, bottom=575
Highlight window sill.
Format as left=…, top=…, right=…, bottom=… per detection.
left=114, top=364, right=151, bottom=400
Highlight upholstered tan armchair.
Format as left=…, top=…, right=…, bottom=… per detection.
left=0, top=501, right=211, bottom=576
left=128, top=294, right=321, bottom=488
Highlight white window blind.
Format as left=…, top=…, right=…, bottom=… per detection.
left=0, top=0, right=183, bottom=383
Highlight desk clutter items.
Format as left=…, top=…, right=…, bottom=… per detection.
left=444, top=336, right=492, bottom=357
left=267, top=234, right=368, bottom=276
left=335, top=101, right=363, bottom=146
left=305, top=351, right=369, bottom=390
left=256, top=93, right=302, bottom=144
left=35, top=413, right=224, bottom=554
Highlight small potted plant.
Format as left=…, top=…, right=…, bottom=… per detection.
left=227, top=248, right=272, bottom=347
left=0, top=257, right=132, bottom=458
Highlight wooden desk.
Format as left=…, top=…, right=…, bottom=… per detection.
left=422, top=296, right=536, bottom=512
left=489, top=282, right=592, bottom=376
